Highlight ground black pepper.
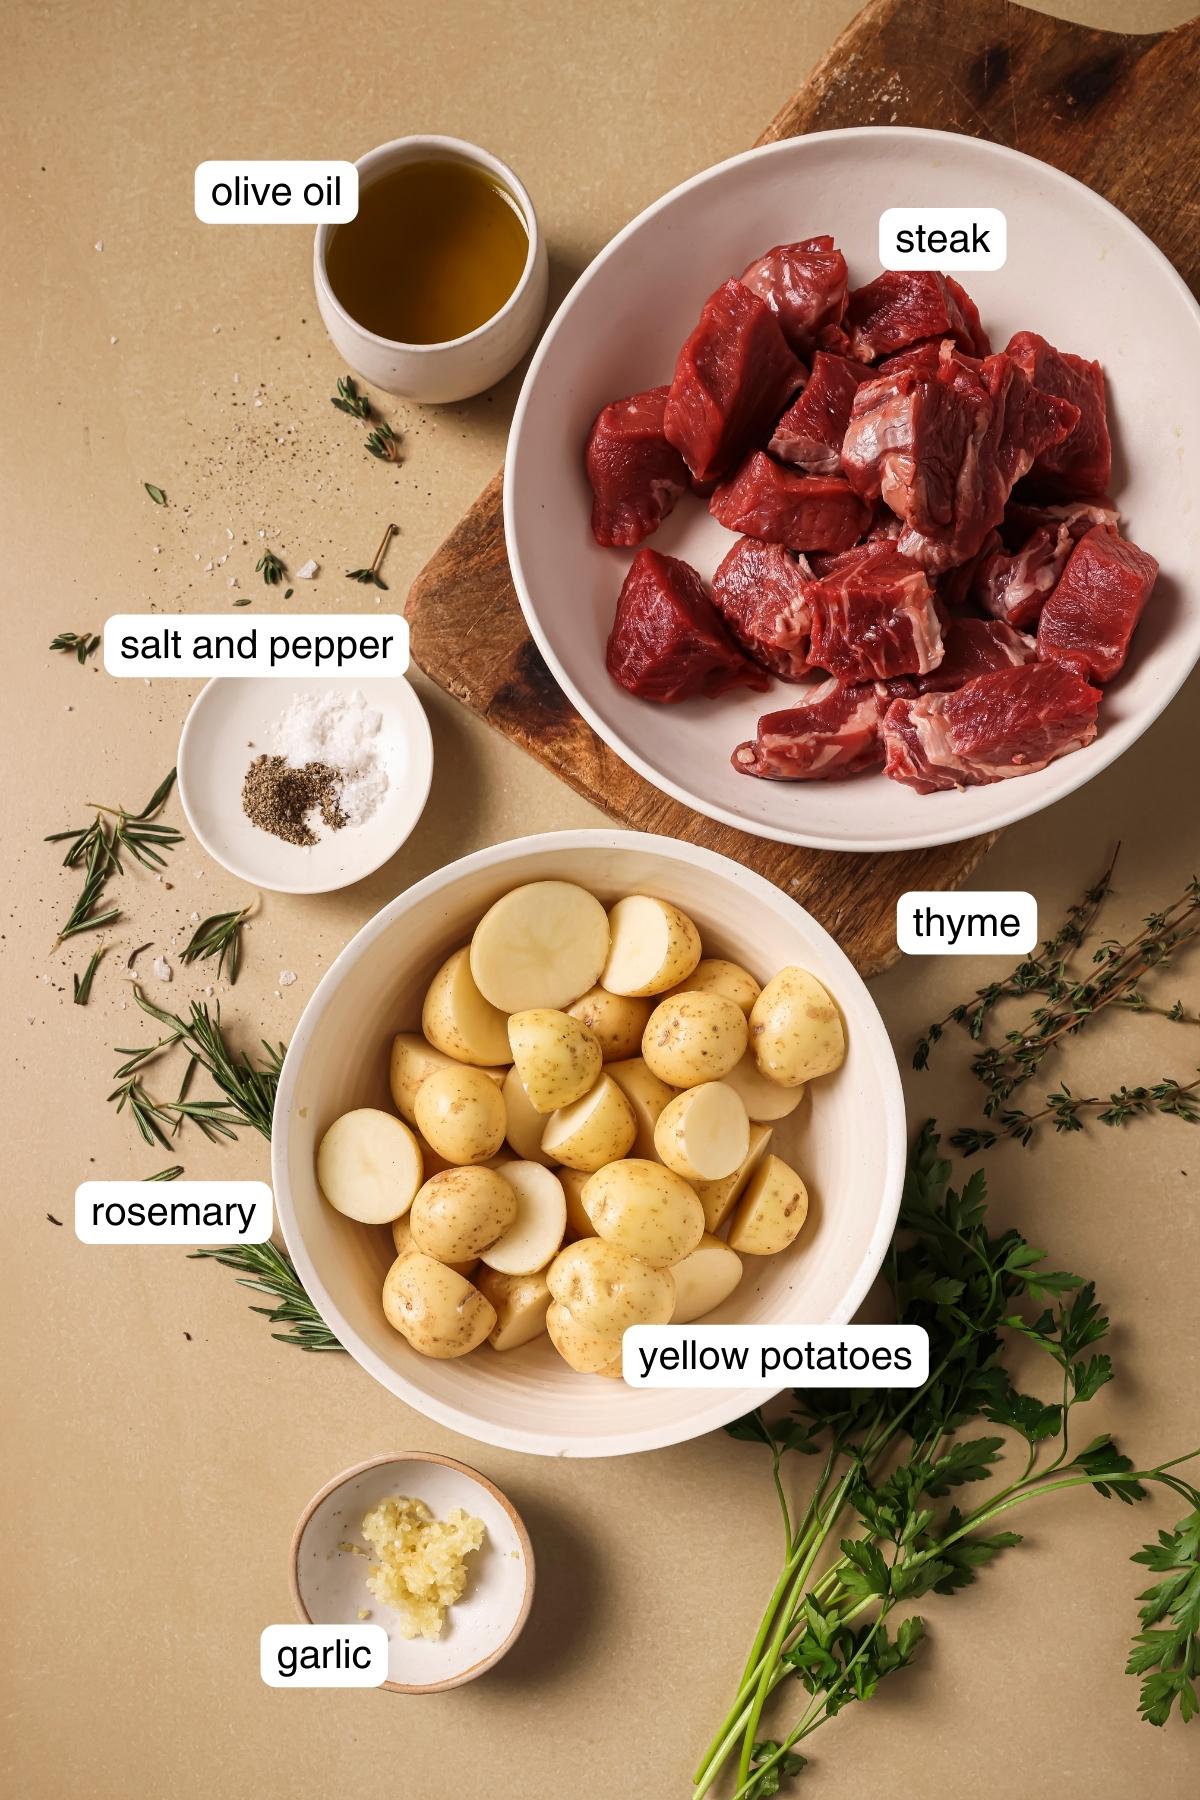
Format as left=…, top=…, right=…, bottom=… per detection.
left=241, top=755, right=348, bottom=846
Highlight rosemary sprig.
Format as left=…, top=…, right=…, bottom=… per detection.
left=189, top=1242, right=343, bottom=1351
left=46, top=769, right=182, bottom=942
left=365, top=420, right=403, bottom=463
left=179, top=896, right=256, bottom=984
left=72, top=946, right=107, bottom=1005
left=50, top=630, right=101, bottom=664
left=144, top=482, right=167, bottom=505
left=331, top=374, right=372, bottom=420
left=256, top=548, right=286, bottom=586
left=346, top=521, right=396, bottom=589
left=113, top=986, right=284, bottom=1141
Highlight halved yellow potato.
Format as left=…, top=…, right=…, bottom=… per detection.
left=694, top=1122, right=773, bottom=1233
left=670, top=1234, right=743, bottom=1323
left=508, top=1009, right=602, bottom=1113
left=389, top=1033, right=504, bottom=1125
left=390, top=1212, right=475, bottom=1278
left=478, top=1161, right=567, bottom=1275
left=664, top=958, right=761, bottom=1017
left=750, top=968, right=845, bottom=1087
left=501, top=1065, right=555, bottom=1165
left=557, top=1166, right=596, bottom=1240
left=727, top=1155, right=810, bottom=1256
left=606, top=1057, right=677, bottom=1159
left=470, top=880, right=610, bottom=1012
left=653, top=1081, right=750, bottom=1184
left=566, top=986, right=653, bottom=1061
left=547, top=1237, right=674, bottom=1336
left=413, top=1065, right=507, bottom=1165
left=421, top=946, right=513, bottom=1067
left=546, top=1301, right=624, bottom=1377
left=409, top=1165, right=517, bottom=1262
left=541, top=1074, right=637, bottom=1172
left=382, top=1253, right=496, bottom=1358
left=476, top=1265, right=552, bottom=1352
left=601, top=895, right=702, bottom=997
left=581, top=1158, right=704, bottom=1268
left=722, top=1052, right=807, bottom=1123
left=316, top=1108, right=423, bottom=1224
left=642, top=991, right=748, bottom=1087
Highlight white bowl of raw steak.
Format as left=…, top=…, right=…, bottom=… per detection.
left=504, top=127, right=1200, bottom=850
left=271, top=830, right=906, bottom=1458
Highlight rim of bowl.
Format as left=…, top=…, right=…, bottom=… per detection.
left=313, top=134, right=543, bottom=355
left=289, top=1450, right=536, bottom=1693
left=176, top=674, right=434, bottom=896
left=270, top=827, right=908, bottom=1457
left=503, top=125, right=1200, bottom=853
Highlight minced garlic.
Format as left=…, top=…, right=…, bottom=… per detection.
left=358, top=1495, right=485, bottom=1640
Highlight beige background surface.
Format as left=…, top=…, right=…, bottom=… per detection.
left=3, top=1, right=1199, bottom=1795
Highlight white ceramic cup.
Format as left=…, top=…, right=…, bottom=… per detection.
left=314, top=135, right=549, bottom=404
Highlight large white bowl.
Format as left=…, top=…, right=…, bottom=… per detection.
left=504, top=127, right=1200, bottom=851
left=272, top=831, right=906, bottom=1457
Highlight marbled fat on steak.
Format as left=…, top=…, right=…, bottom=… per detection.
left=882, top=662, right=1101, bottom=793
left=710, top=536, right=815, bottom=680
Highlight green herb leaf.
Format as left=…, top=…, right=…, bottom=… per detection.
left=144, top=482, right=167, bottom=505
left=189, top=1242, right=342, bottom=1351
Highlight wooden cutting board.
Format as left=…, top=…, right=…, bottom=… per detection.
left=406, top=0, right=1199, bottom=975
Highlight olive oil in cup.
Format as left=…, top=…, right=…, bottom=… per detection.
left=314, top=136, right=548, bottom=404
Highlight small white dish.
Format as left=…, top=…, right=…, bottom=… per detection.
left=177, top=675, right=433, bottom=895
left=289, top=1451, right=535, bottom=1693
left=505, top=126, right=1200, bottom=851
left=314, top=135, right=549, bottom=404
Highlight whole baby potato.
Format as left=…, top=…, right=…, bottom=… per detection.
left=409, top=1166, right=518, bottom=1262
left=508, top=1009, right=602, bottom=1113
left=750, top=968, right=846, bottom=1088
left=664, top=958, right=761, bottom=1017
left=382, top=1252, right=496, bottom=1359
left=546, top=1301, right=623, bottom=1377
left=421, top=947, right=513, bottom=1067
left=391, top=1211, right=475, bottom=1278
left=413, top=1064, right=507, bottom=1165
left=580, top=1158, right=704, bottom=1269
left=641, top=991, right=748, bottom=1088
left=546, top=1237, right=674, bottom=1337
left=566, top=986, right=653, bottom=1061
left=475, top=1265, right=552, bottom=1352
left=389, top=1033, right=503, bottom=1125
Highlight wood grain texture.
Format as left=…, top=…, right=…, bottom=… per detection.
left=406, top=0, right=1195, bottom=975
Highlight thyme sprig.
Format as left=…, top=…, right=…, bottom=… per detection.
left=179, top=896, right=257, bottom=985
left=50, top=630, right=101, bottom=664
left=346, top=521, right=397, bottom=589
left=330, top=374, right=372, bottom=420
left=189, top=1242, right=342, bottom=1351
left=46, top=769, right=180, bottom=944
left=256, top=548, right=286, bottom=586
left=695, top=1127, right=1200, bottom=1800
left=365, top=420, right=403, bottom=463
left=914, top=855, right=1200, bottom=1151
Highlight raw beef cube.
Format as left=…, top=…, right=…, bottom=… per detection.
left=1036, top=526, right=1158, bottom=683
left=606, top=548, right=770, bottom=704
left=881, top=663, right=1101, bottom=792
left=739, top=236, right=849, bottom=352
left=732, top=679, right=883, bottom=780
left=846, top=272, right=991, bottom=362
left=664, top=278, right=804, bottom=484
left=1001, top=497, right=1119, bottom=546
left=710, top=453, right=871, bottom=553
left=1006, top=330, right=1111, bottom=497
left=974, top=521, right=1079, bottom=629
left=710, top=537, right=815, bottom=680
left=807, top=546, right=944, bottom=683
left=918, top=616, right=1036, bottom=693
left=843, top=345, right=1079, bottom=573
left=769, top=353, right=873, bottom=474
left=585, top=386, right=690, bottom=547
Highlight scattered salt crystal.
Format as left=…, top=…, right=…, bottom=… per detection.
left=254, top=398, right=263, bottom=408
left=152, top=956, right=172, bottom=982
left=228, top=577, right=238, bottom=588
left=225, top=527, right=234, bottom=540
left=109, top=335, right=118, bottom=345
left=296, top=559, right=319, bottom=579
left=205, top=985, right=214, bottom=997
left=279, top=970, right=297, bottom=987
left=258, top=529, right=265, bottom=539
left=204, top=560, right=213, bottom=572
left=212, top=324, right=221, bottom=334
left=94, top=239, right=103, bottom=252
left=190, top=911, right=200, bottom=922
left=194, top=552, right=201, bottom=561
left=232, top=373, right=240, bottom=383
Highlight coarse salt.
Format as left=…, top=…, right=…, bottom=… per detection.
left=296, top=559, right=319, bottom=580
left=153, top=956, right=172, bottom=982
left=270, top=688, right=390, bottom=829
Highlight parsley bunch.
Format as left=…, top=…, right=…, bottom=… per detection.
left=694, top=1126, right=1200, bottom=1800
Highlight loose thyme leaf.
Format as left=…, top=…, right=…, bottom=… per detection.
left=345, top=566, right=386, bottom=587
left=144, top=482, right=167, bottom=505
left=256, top=548, right=286, bottom=586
